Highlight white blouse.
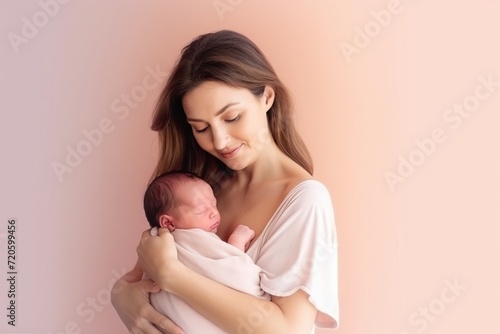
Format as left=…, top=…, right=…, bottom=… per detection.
left=246, top=179, right=339, bottom=330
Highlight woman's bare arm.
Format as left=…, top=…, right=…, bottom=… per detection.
left=138, top=228, right=317, bottom=334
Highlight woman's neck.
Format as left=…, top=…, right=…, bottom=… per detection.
left=232, top=142, right=306, bottom=188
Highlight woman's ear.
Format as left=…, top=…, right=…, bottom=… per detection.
left=262, top=86, right=275, bottom=112
left=158, top=214, right=176, bottom=232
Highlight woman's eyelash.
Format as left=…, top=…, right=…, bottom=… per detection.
left=194, top=126, right=209, bottom=133
left=193, top=115, right=240, bottom=133
left=226, top=115, right=240, bottom=123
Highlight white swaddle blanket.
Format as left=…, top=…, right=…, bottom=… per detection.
left=150, top=228, right=269, bottom=334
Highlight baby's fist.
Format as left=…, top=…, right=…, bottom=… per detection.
left=228, top=225, right=255, bottom=251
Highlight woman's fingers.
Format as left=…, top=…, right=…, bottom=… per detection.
left=156, top=227, right=171, bottom=237
left=129, top=320, right=166, bottom=334
left=147, top=227, right=173, bottom=238
left=111, top=277, right=170, bottom=334
left=142, top=278, right=161, bottom=294
left=137, top=228, right=179, bottom=289
left=110, top=266, right=184, bottom=334
left=150, top=312, right=186, bottom=334
left=142, top=228, right=155, bottom=239
left=141, top=227, right=170, bottom=239
left=149, top=226, right=159, bottom=236
left=134, top=298, right=185, bottom=334
left=137, top=228, right=172, bottom=258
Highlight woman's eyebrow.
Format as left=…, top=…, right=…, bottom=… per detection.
left=186, top=102, right=240, bottom=122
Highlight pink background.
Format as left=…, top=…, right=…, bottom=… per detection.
left=1, top=1, right=498, bottom=333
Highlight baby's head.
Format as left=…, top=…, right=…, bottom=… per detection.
left=144, top=171, right=220, bottom=233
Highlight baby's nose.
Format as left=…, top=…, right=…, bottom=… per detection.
left=209, top=208, right=219, bottom=219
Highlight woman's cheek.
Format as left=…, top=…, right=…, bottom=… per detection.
left=194, top=135, right=212, bottom=152
left=256, top=127, right=272, bottom=146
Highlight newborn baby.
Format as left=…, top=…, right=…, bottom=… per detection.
left=143, top=171, right=269, bottom=333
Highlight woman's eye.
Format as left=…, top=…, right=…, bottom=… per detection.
left=194, top=126, right=209, bottom=133
left=225, top=115, right=240, bottom=123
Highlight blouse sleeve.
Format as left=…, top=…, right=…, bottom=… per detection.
left=253, top=180, right=339, bottom=329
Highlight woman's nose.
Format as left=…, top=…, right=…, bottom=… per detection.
left=211, top=126, right=229, bottom=150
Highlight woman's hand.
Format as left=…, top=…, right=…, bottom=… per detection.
left=137, top=227, right=181, bottom=292
left=111, top=266, right=185, bottom=334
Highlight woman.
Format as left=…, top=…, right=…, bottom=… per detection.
left=111, top=30, right=339, bottom=334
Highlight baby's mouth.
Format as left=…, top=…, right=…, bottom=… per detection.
left=210, top=221, right=220, bottom=231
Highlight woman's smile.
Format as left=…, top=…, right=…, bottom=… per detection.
left=182, top=81, right=273, bottom=170
left=217, top=144, right=243, bottom=159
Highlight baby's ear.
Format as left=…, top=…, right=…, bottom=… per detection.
left=158, top=214, right=175, bottom=232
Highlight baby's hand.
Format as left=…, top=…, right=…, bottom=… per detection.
left=231, top=225, right=255, bottom=240
left=227, top=225, right=255, bottom=252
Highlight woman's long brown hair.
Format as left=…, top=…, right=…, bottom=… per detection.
left=150, top=30, right=313, bottom=192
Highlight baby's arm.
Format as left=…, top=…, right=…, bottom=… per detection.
left=226, top=225, right=255, bottom=251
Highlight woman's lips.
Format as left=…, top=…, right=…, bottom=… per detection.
left=218, top=145, right=242, bottom=159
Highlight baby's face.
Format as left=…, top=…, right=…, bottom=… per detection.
left=170, top=180, right=220, bottom=232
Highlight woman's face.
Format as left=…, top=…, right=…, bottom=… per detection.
left=182, top=81, right=275, bottom=170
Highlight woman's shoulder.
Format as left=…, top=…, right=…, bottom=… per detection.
left=279, top=154, right=330, bottom=195
left=282, top=177, right=332, bottom=206
left=283, top=176, right=326, bottom=190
